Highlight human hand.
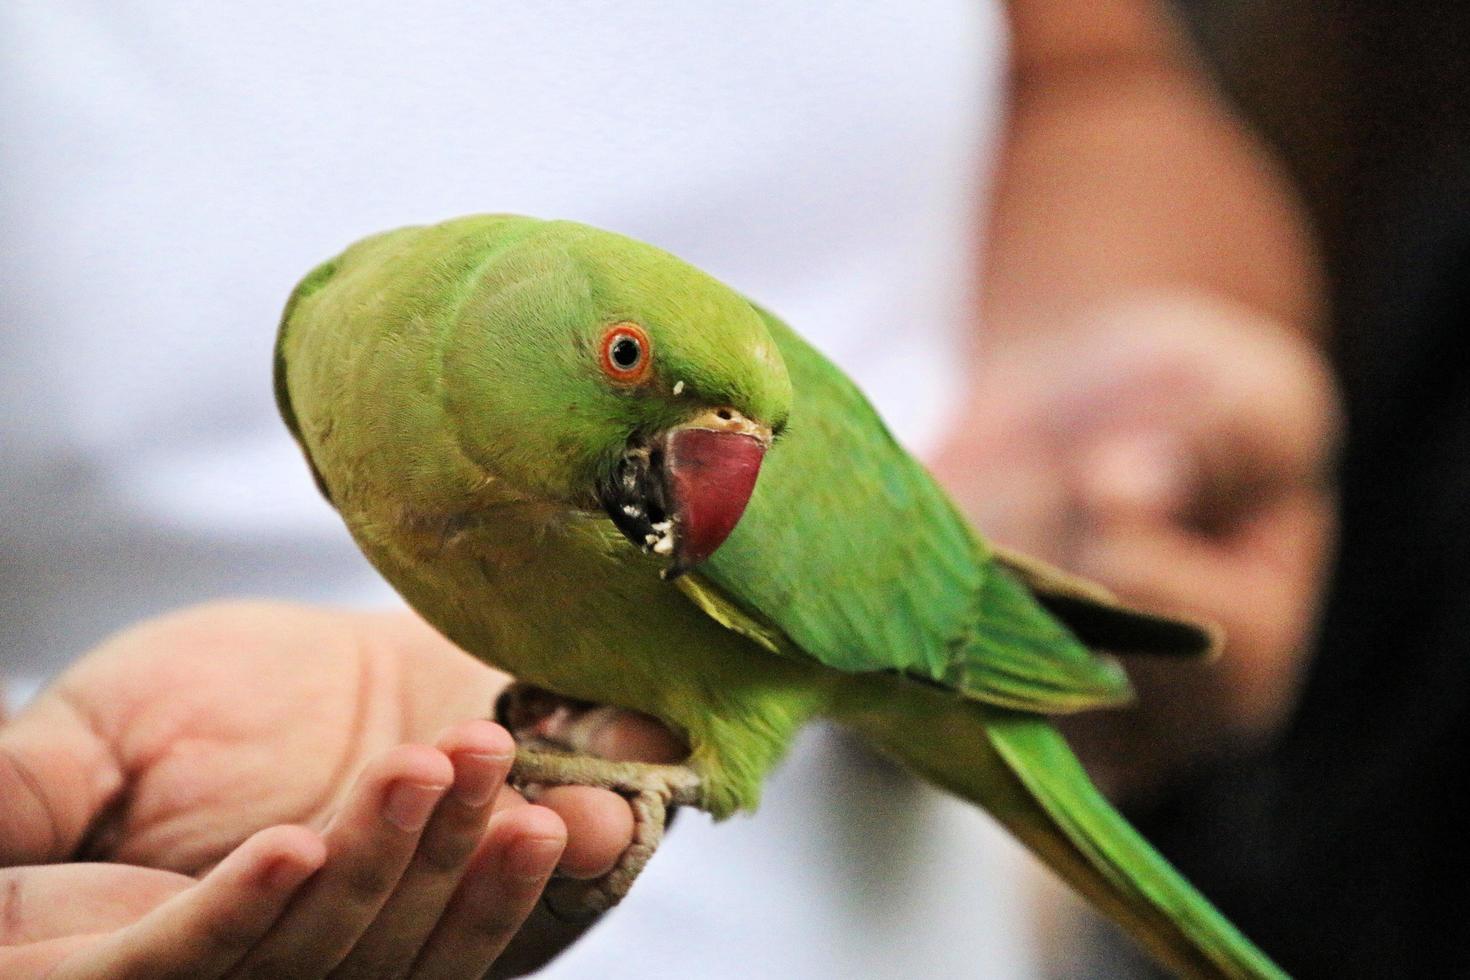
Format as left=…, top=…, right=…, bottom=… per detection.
left=931, top=294, right=1340, bottom=799
left=0, top=601, right=683, bottom=977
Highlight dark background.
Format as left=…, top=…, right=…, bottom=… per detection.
left=1124, top=4, right=1470, bottom=976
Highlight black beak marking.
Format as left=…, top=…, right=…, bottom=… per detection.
left=596, top=442, right=677, bottom=564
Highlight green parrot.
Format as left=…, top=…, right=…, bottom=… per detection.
left=275, top=214, right=1284, bottom=979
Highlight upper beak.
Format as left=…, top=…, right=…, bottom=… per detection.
left=598, top=407, right=771, bottom=578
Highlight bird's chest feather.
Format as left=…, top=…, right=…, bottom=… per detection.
left=357, top=499, right=830, bottom=811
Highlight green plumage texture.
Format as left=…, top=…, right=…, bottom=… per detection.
left=696, top=306, right=1134, bottom=714
left=276, top=215, right=1284, bottom=979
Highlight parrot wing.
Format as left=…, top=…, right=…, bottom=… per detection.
left=689, top=305, right=1213, bottom=714
left=991, top=546, right=1222, bottom=658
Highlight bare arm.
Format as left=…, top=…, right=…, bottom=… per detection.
left=936, top=0, right=1339, bottom=800
left=988, top=0, right=1323, bottom=338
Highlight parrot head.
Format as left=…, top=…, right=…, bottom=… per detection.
left=428, top=217, right=793, bottom=577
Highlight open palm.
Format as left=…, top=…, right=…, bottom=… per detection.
left=0, top=601, right=672, bottom=978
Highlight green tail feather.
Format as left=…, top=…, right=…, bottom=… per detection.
left=840, top=679, right=1287, bottom=980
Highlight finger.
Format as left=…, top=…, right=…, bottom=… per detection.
left=502, top=693, right=686, bottom=765
left=481, top=751, right=636, bottom=880
left=0, top=689, right=124, bottom=865
left=1076, top=493, right=1330, bottom=636
left=534, top=787, right=634, bottom=880
left=331, top=721, right=515, bottom=979
left=1074, top=431, right=1196, bottom=526
left=0, top=864, right=190, bottom=944
left=57, top=825, right=325, bottom=980
left=1033, top=308, right=1336, bottom=534
left=578, top=707, right=687, bottom=764
left=1193, top=332, right=1340, bottom=492
left=1057, top=498, right=1324, bottom=796
left=1073, top=298, right=1341, bottom=489
left=0, top=936, right=106, bottom=978
left=409, top=805, right=566, bottom=980
left=481, top=896, right=602, bottom=980
left=500, top=701, right=678, bottom=879
left=233, top=745, right=452, bottom=977
left=1073, top=491, right=1332, bottom=735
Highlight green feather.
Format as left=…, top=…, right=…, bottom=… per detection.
left=696, top=305, right=1134, bottom=713
left=841, top=679, right=1286, bottom=980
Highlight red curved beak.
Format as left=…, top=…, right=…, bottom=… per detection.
left=660, top=421, right=768, bottom=577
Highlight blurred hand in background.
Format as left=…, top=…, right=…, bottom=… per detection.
left=932, top=294, right=1340, bottom=800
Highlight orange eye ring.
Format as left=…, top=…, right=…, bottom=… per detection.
left=599, top=322, right=653, bottom=384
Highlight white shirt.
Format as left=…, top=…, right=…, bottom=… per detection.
left=1, top=3, right=1038, bottom=977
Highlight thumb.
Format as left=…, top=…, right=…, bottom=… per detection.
left=0, top=863, right=191, bottom=945
left=0, top=689, right=125, bottom=866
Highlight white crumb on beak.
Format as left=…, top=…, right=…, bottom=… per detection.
left=641, top=519, right=676, bottom=557
left=673, top=380, right=686, bottom=396
left=623, top=505, right=642, bottom=517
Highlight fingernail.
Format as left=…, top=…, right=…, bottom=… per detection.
left=509, top=836, right=564, bottom=882
left=383, top=781, right=445, bottom=832
left=453, top=752, right=511, bottom=808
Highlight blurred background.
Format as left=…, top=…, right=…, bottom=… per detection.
left=1059, top=2, right=1470, bottom=976
left=3, top=1, right=1468, bottom=977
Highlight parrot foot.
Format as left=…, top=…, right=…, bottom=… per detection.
left=510, top=749, right=701, bottom=916
left=494, top=684, right=702, bottom=917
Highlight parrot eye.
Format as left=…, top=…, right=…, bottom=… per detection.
left=599, top=323, right=653, bottom=384
left=612, top=338, right=640, bottom=368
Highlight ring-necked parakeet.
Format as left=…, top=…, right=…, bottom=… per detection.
left=275, top=214, right=1284, bottom=979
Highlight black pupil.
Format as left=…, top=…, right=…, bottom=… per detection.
left=611, top=337, right=641, bottom=369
